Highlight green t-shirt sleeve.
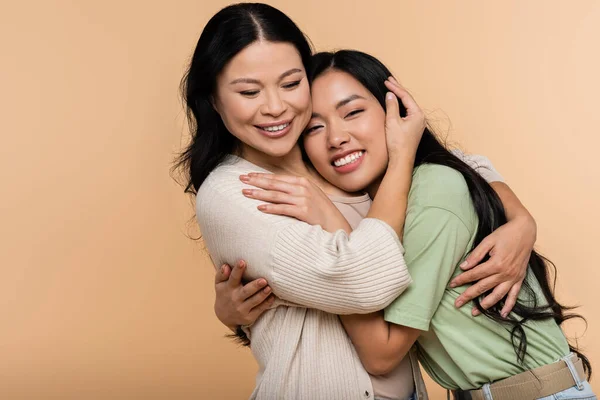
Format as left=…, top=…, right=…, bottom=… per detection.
left=384, top=205, right=473, bottom=331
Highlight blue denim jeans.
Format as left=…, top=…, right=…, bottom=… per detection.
left=375, top=393, right=416, bottom=400
left=536, top=380, right=596, bottom=399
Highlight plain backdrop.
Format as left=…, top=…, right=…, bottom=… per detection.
left=1, top=1, right=598, bottom=399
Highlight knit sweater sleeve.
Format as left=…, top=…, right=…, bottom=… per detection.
left=196, top=165, right=412, bottom=315
left=451, top=150, right=504, bottom=183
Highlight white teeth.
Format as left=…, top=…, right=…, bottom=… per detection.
left=262, top=123, right=289, bottom=132
left=333, top=151, right=364, bottom=167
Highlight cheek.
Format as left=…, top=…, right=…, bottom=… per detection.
left=219, top=95, right=257, bottom=126
left=289, top=84, right=311, bottom=113
left=303, top=136, right=328, bottom=168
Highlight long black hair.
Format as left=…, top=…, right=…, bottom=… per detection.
left=173, top=3, right=313, bottom=194
left=309, top=50, right=591, bottom=378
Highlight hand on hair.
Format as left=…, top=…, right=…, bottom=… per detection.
left=214, top=260, right=275, bottom=331
left=449, top=215, right=536, bottom=317
left=382, top=77, right=426, bottom=164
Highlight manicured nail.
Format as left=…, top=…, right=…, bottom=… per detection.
left=240, top=175, right=249, bottom=182
left=459, top=261, right=468, bottom=269
left=455, top=299, right=464, bottom=308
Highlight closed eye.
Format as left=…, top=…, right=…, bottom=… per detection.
left=282, top=80, right=302, bottom=89
left=240, top=90, right=260, bottom=97
left=345, top=109, right=364, bottom=118
left=304, top=125, right=323, bottom=135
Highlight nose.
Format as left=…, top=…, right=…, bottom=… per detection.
left=327, top=125, right=351, bottom=148
left=260, top=89, right=287, bottom=118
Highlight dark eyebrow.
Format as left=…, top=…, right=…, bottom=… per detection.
left=230, top=68, right=303, bottom=85
left=336, top=94, right=366, bottom=109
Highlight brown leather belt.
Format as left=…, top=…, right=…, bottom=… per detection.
left=452, top=354, right=585, bottom=400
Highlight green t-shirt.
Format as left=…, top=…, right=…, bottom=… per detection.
left=384, top=164, right=570, bottom=390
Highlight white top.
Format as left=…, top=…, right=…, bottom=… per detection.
left=196, top=152, right=503, bottom=400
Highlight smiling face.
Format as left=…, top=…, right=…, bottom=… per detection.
left=302, top=69, right=389, bottom=193
left=213, top=40, right=312, bottom=161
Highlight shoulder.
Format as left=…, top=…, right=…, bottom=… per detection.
left=408, top=164, right=475, bottom=228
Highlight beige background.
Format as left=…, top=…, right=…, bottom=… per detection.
left=1, top=1, right=598, bottom=399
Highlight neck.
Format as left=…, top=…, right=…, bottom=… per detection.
left=240, top=144, right=311, bottom=177
left=239, top=144, right=353, bottom=196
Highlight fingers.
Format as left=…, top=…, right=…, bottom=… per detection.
left=384, top=91, right=400, bottom=126
left=243, top=188, right=298, bottom=205
left=240, top=278, right=269, bottom=301
left=500, top=281, right=522, bottom=318
left=247, top=295, right=276, bottom=323
left=455, top=276, right=498, bottom=308
left=240, top=174, right=300, bottom=195
left=384, top=78, right=422, bottom=118
left=256, top=203, right=304, bottom=219
left=215, top=264, right=231, bottom=284
left=474, top=281, right=512, bottom=316
left=243, top=284, right=273, bottom=308
left=461, top=236, right=494, bottom=271
left=450, top=260, right=496, bottom=288
left=228, top=260, right=246, bottom=288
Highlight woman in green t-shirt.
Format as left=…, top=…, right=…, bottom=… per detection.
left=225, top=50, right=594, bottom=400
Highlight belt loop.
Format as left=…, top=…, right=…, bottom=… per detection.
left=482, top=383, right=493, bottom=400
left=562, top=353, right=584, bottom=390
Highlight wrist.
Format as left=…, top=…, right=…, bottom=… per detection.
left=511, top=213, right=537, bottom=240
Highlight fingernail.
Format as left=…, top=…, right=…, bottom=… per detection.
left=242, top=189, right=253, bottom=196
left=221, top=265, right=226, bottom=274
left=263, top=287, right=271, bottom=294
left=460, top=261, right=468, bottom=269
left=455, top=299, right=464, bottom=308
left=501, top=311, right=508, bottom=318
left=257, top=205, right=267, bottom=211
left=240, top=175, right=249, bottom=182
left=386, top=92, right=394, bottom=100
left=449, top=281, right=457, bottom=288
left=258, top=279, right=266, bottom=286
left=238, top=260, right=245, bottom=268
left=472, top=309, right=480, bottom=316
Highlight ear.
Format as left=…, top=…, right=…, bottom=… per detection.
left=210, top=95, right=220, bottom=115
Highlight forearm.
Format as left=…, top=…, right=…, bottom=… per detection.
left=490, top=182, right=537, bottom=232
left=340, top=312, right=419, bottom=375
left=367, top=151, right=415, bottom=235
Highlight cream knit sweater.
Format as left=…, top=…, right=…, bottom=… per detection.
left=196, top=154, right=502, bottom=400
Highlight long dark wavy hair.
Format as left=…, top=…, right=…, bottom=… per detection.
left=173, top=3, right=313, bottom=346
left=173, top=2, right=313, bottom=194
left=309, top=49, right=591, bottom=378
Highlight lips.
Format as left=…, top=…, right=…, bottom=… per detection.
left=331, top=150, right=364, bottom=167
left=331, top=150, right=365, bottom=174
left=255, top=119, right=293, bottom=138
